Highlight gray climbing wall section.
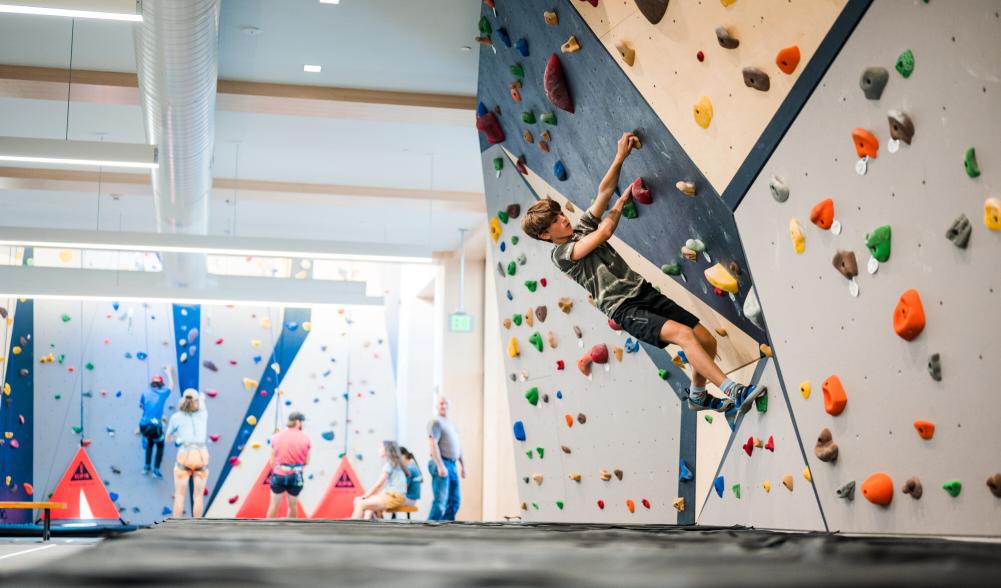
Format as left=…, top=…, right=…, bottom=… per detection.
left=733, top=0, right=1001, bottom=535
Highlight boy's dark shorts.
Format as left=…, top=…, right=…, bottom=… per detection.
left=611, top=282, right=700, bottom=347
left=270, top=473, right=304, bottom=496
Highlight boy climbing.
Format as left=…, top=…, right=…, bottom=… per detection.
left=521, top=131, right=764, bottom=416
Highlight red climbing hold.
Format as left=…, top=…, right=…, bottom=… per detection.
left=631, top=177, right=653, bottom=205
left=589, top=343, right=609, bottom=364
left=228, top=495, right=240, bottom=504
left=822, top=375, right=847, bottom=416
left=696, top=50, right=705, bottom=62
left=23, top=482, right=33, bottom=496
left=742, top=436, right=754, bottom=456
left=597, top=499, right=605, bottom=509
left=913, top=420, right=935, bottom=440
left=641, top=498, right=651, bottom=509
left=764, top=436, right=774, bottom=452
left=775, top=45, right=801, bottom=74
left=229, top=456, right=241, bottom=466
left=540, top=278, right=547, bottom=287
left=476, top=112, right=505, bottom=145
left=893, top=289, right=925, bottom=341
left=608, top=319, right=622, bottom=331
left=809, top=199, right=835, bottom=230
left=861, top=472, right=894, bottom=506
left=544, top=54, right=574, bottom=113
left=556, top=359, right=565, bottom=370
left=851, top=128, right=879, bottom=159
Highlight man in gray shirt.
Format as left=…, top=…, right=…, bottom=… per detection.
left=427, top=395, right=464, bottom=521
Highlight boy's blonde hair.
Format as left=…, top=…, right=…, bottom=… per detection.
left=521, top=198, right=562, bottom=241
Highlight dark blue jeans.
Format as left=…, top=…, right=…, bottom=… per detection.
left=427, top=458, right=460, bottom=521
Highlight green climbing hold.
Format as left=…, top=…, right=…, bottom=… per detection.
left=512, top=314, right=522, bottom=326
left=507, top=261, right=517, bottom=276
left=526, top=449, right=533, bottom=459
left=657, top=368, right=669, bottom=380
left=529, top=332, right=544, bottom=352
left=61, top=313, right=71, bottom=322
left=865, top=225, right=892, bottom=262
left=85, top=362, right=94, bottom=371
left=661, top=263, right=681, bottom=276
left=532, top=502, right=539, bottom=510
left=704, top=414, right=714, bottom=424
left=478, top=15, right=491, bottom=35
left=493, top=157, right=504, bottom=172
left=54, top=394, right=61, bottom=400
left=540, top=112, right=557, bottom=125
left=685, top=238, right=705, bottom=253
left=964, top=147, right=981, bottom=178
left=895, top=49, right=914, bottom=78
left=622, top=200, right=638, bottom=219
left=556, top=500, right=564, bottom=510
left=755, top=391, right=768, bottom=413
left=522, top=111, right=536, bottom=124
left=509, top=64, right=524, bottom=78
left=943, top=479, right=962, bottom=497
left=536, top=447, right=545, bottom=459
left=732, top=483, right=741, bottom=499
left=525, top=387, right=540, bottom=406
left=524, top=280, right=538, bottom=292
left=71, top=425, right=82, bottom=434
left=58, top=354, right=65, bottom=364
left=498, top=210, right=509, bottom=224
left=511, top=236, right=519, bottom=245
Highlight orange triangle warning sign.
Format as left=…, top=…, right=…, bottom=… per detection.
left=49, top=447, right=120, bottom=521
left=311, top=456, right=365, bottom=519
left=235, top=462, right=308, bottom=518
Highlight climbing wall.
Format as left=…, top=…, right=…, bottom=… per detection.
left=484, top=145, right=688, bottom=522
left=733, top=0, right=1001, bottom=535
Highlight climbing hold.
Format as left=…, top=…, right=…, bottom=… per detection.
left=626, top=499, right=635, bottom=513
left=775, top=45, right=800, bottom=74
left=704, top=263, right=738, bottom=294
left=693, top=96, right=713, bottom=129
left=675, top=181, right=696, bottom=196
left=987, top=473, right=1001, bottom=498
left=529, top=332, right=544, bottom=352
left=246, top=415, right=258, bottom=426
left=815, top=428, right=838, bottom=462
left=536, top=447, right=545, bottom=459
left=564, top=414, right=574, bottom=429
left=789, top=218, right=806, bottom=254
left=635, top=0, right=669, bottom=24
left=764, top=436, right=774, bottom=452
left=887, top=110, right=914, bottom=145
left=913, top=420, right=935, bottom=440
left=661, top=263, right=681, bottom=276
left=715, top=26, right=739, bottom=49
left=895, top=48, right=914, bottom=78
left=616, top=42, right=635, bottom=66
left=859, top=67, right=889, bottom=100
left=822, top=375, right=847, bottom=416
left=532, top=473, right=544, bottom=486
left=676, top=459, right=694, bottom=483
left=535, top=306, right=547, bottom=322
left=569, top=472, right=582, bottom=483
left=624, top=338, right=639, bottom=353
left=964, top=147, right=980, bottom=178
left=685, top=238, right=704, bottom=253
left=547, top=332, right=558, bottom=349
left=506, top=261, right=516, bottom=277
left=946, top=214, right=971, bottom=249
left=560, top=36, right=580, bottom=54
left=673, top=497, right=685, bottom=512
left=513, top=421, right=526, bottom=441
left=544, top=10, right=558, bottom=26
left=507, top=337, right=520, bottom=358
left=704, top=414, right=713, bottom=424
left=506, top=203, right=520, bottom=219
left=614, top=469, right=624, bottom=481
left=478, top=15, right=491, bottom=36
left=573, top=326, right=583, bottom=339
left=525, top=387, right=539, bottom=406
left=520, top=111, right=536, bottom=127
left=741, top=67, right=770, bottom=92
left=554, top=160, right=567, bottom=181
left=544, top=54, right=574, bottom=113
left=515, top=38, right=529, bottom=57
left=713, top=476, right=725, bottom=497
left=986, top=198, right=1001, bottom=231
left=902, top=477, right=923, bottom=499
left=893, top=288, right=926, bottom=341
left=600, top=469, right=612, bottom=481
left=555, top=298, right=574, bottom=316
left=556, top=359, right=565, bottom=370
left=760, top=480, right=771, bottom=493
left=597, top=500, right=605, bottom=509
left=476, top=112, right=506, bottom=145
left=577, top=353, right=593, bottom=376
left=803, top=468, right=812, bottom=482
left=851, top=128, right=879, bottom=159
left=832, top=250, right=858, bottom=280
left=523, top=130, right=534, bottom=144
left=769, top=175, right=789, bottom=203
left=861, top=473, right=894, bottom=505
left=525, top=280, right=538, bottom=292
left=589, top=343, right=609, bottom=364
left=242, top=377, right=258, bottom=391
left=732, top=484, right=741, bottom=499
left=782, top=475, right=794, bottom=491
left=837, top=481, right=856, bottom=501
left=612, top=346, right=623, bottom=362
left=809, top=198, right=835, bottom=230
left=510, top=82, right=522, bottom=103
left=742, top=436, right=754, bottom=456
left=512, top=314, right=523, bottom=327
left=509, top=64, right=524, bottom=79
left=489, top=216, right=502, bottom=243
left=927, top=353, right=942, bottom=382
left=865, top=225, right=892, bottom=262
left=696, top=50, right=704, bottom=62
left=202, top=360, right=218, bottom=373
left=942, top=480, right=962, bottom=497
left=61, top=313, right=71, bottom=322
left=631, top=177, right=653, bottom=205
left=743, top=286, right=764, bottom=328
left=495, top=27, right=511, bottom=48
left=657, top=368, right=668, bottom=380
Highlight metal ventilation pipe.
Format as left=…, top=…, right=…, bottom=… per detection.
left=134, top=0, right=220, bottom=287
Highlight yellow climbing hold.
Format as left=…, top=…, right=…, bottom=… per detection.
left=251, top=339, right=262, bottom=349
left=242, top=377, right=258, bottom=391
left=789, top=219, right=805, bottom=253
left=246, top=415, right=258, bottom=426
left=58, top=249, right=74, bottom=263
left=251, top=442, right=262, bottom=449
left=800, top=381, right=811, bottom=399
left=508, top=336, right=520, bottom=358
left=721, top=0, right=736, bottom=5
left=704, top=263, right=738, bottom=294
left=762, top=480, right=771, bottom=493
left=12, top=346, right=21, bottom=355
left=302, top=322, right=312, bottom=332
left=3, top=383, right=10, bottom=396
left=803, top=467, right=813, bottom=482
left=260, top=317, right=271, bottom=328
left=490, top=216, right=502, bottom=243
left=782, top=474, right=794, bottom=491
left=672, top=497, right=685, bottom=512
left=693, top=96, right=713, bottom=129
left=985, top=197, right=1001, bottom=231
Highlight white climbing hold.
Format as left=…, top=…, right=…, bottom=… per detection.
left=848, top=278, right=859, bottom=298
left=887, top=138, right=900, bottom=154
left=867, top=256, right=879, bottom=275
left=855, top=156, right=869, bottom=176
left=830, top=219, right=842, bottom=235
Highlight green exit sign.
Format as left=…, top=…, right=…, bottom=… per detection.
left=449, top=312, right=474, bottom=332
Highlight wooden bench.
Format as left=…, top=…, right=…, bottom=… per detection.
left=384, top=505, right=418, bottom=520
left=0, top=502, right=66, bottom=541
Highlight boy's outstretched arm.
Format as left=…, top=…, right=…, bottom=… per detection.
left=571, top=188, right=633, bottom=261
left=589, top=131, right=639, bottom=218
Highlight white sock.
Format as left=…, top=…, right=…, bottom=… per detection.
left=689, top=385, right=707, bottom=400
left=721, top=378, right=737, bottom=398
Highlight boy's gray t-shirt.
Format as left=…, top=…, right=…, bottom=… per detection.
left=551, top=211, right=644, bottom=316
left=427, top=417, right=462, bottom=460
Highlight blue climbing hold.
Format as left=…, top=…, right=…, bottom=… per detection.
left=476, top=102, right=488, bottom=117
left=677, top=351, right=688, bottom=364
left=679, top=459, right=694, bottom=482
left=515, top=38, right=529, bottom=57
left=556, top=390, right=563, bottom=399
left=506, top=290, right=513, bottom=301
left=253, top=355, right=262, bottom=364
left=109, top=492, right=119, bottom=502
left=124, top=352, right=133, bottom=359
left=342, top=393, right=349, bottom=400
left=513, top=420, right=526, bottom=441
left=284, top=400, right=292, bottom=406
left=161, top=506, right=172, bottom=516
left=714, top=475, right=725, bottom=498
left=500, top=241, right=506, bottom=252
left=497, top=27, right=511, bottom=47
left=112, top=302, right=119, bottom=311
left=136, top=352, right=148, bottom=360
left=286, top=322, right=298, bottom=331
left=554, top=160, right=567, bottom=181
left=624, top=338, right=639, bottom=353
left=321, top=431, right=335, bottom=441
left=115, top=390, right=123, bottom=397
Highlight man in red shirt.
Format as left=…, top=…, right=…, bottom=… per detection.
left=267, top=412, right=311, bottom=518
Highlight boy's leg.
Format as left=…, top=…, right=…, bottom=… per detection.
left=689, top=324, right=719, bottom=389
left=659, top=320, right=726, bottom=388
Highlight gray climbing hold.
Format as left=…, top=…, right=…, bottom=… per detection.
left=742, top=67, right=770, bottom=92
left=887, top=110, right=914, bottom=145
left=832, top=250, right=858, bottom=280
left=497, top=262, right=506, bottom=277
left=743, top=286, right=764, bottom=328
left=535, top=306, right=547, bottom=322
left=769, top=175, right=789, bottom=203
left=715, top=26, right=739, bottom=49
left=946, top=214, right=971, bottom=249
left=635, top=0, right=669, bottom=25
left=573, top=325, right=583, bottom=339
left=928, top=353, right=942, bottom=382
left=836, top=480, right=856, bottom=500
left=859, top=67, right=889, bottom=100
left=814, top=428, right=839, bottom=462
left=517, top=253, right=527, bottom=266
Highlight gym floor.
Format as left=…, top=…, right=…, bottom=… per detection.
left=2, top=521, right=1000, bottom=587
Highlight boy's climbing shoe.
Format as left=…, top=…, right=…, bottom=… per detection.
left=142, top=465, right=151, bottom=475
left=152, top=468, right=163, bottom=480
left=727, top=384, right=767, bottom=415
left=686, top=388, right=732, bottom=412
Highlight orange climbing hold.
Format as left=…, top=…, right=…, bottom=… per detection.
left=913, top=420, right=935, bottom=440
left=626, top=499, right=636, bottom=513
left=565, top=414, right=574, bottom=428
left=775, top=45, right=800, bottom=74
left=809, top=198, right=835, bottom=230
left=822, top=375, right=847, bottom=416
left=577, top=353, right=593, bottom=376
left=851, top=128, right=879, bottom=159
left=861, top=472, right=894, bottom=506
left=893, top=289, right=925, bottom=341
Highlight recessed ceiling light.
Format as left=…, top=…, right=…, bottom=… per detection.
left=303, top=64, right=322, bottom=73
left=319, top=0, right=341, bottom=4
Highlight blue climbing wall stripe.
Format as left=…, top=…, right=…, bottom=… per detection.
left=1, top=249, right=34, bottom=525
left=171, top=304, right=201, bottom=394
left=206, top=307, right=311, bottom=511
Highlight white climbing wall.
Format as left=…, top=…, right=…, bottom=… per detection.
left=734, top=0, right=1001, bottom=535
left=484, top=145, right=686, bottom=523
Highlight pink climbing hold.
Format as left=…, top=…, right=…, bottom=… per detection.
left=544, top=54, right=575, bottom=113
left=228, top=495, right=239, bottom=504
left=209, top=434, right=221, bottom=442
left=589, top=343, right=609, bottom=364
left=228, top=456, right=241, bottom=466
left=631, top=177, right=653, bottom=205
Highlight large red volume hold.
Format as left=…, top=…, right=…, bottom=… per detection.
left=476, top=112, right=505, bottom=144
left=544, top=54, right=575, bottom=113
